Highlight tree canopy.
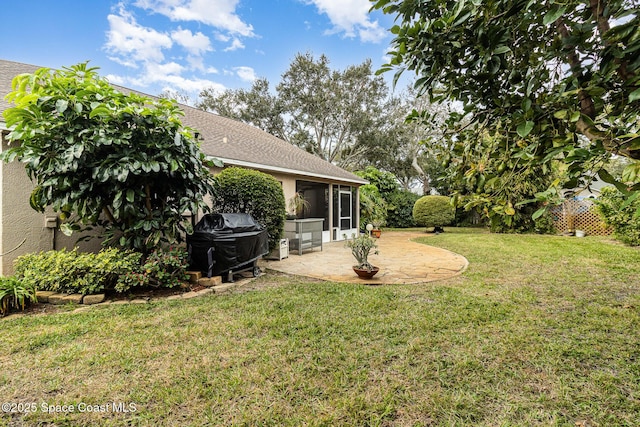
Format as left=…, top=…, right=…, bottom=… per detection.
left=2, top=62, right=218, bottom=252
left=198, top=52, right=388, bottom=168
left=372, top=0, right=640, bottom=218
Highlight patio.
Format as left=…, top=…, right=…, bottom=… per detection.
left=263, top=231, right=468, bottom=284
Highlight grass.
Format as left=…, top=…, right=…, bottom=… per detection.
left=1, top=228, right=639, bottom=426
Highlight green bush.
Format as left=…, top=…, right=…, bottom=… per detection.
left=14, top=248, right=144, bottom=295
left=14, top=247, right=190, bottom=295
left=212, top=167, right=286, bottom=251
left=359, top=184, right=388, bottom=229
left=413, top=195, right=455, bottom=230
left=596, top=187, right=640, bottom=246
left=0, top=276, right=37, bottom=316
left=387, top=190, right=420, bottom=228
left=137, top=246, right=189, bottom=290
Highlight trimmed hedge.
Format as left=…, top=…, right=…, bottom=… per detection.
left=413, top=195, right=455, bottom=230
left=212, top=167, right=286, bottom=251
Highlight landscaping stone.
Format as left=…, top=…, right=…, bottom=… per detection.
left=187, top=271, right=202, bottom=284
left=198, top=276, right=222, bottom=287
left=62, top=294, right=83, bottom=304
left=129, top=299, right=149, bottom=304
left=181, top=291, right=199, bottom=299
left=35, top=291, right=56, bottom=303
left=83, top=294, right=106, bottom=305
left=212, top=283, right=237, bottom=294
left=196, top=288, right=214, bottom=296
left=166, top=295, right=183, bottom=300
left=48, top=293, right=67, bottom=305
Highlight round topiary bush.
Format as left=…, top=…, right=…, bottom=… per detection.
left=412, top=195, right=455, bottom=231
left=212, top=167, right=286, bottom=251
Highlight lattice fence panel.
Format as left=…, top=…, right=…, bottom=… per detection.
left=551, top=199, right=613, bottom=236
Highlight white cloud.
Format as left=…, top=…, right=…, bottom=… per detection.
left=105, top=6, right=173, bottom=65
left=134, top=0, right=254, bottom=37
left=223, top=38, right=245, bottom=52
left=171, top=28, right=212, bottom=55
left=304, top=0, right=387, bottom=43
left=234, top=66, right=256, bottom=82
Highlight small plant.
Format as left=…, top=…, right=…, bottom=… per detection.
left=344, top=234, right=379, bottom=272
left=0, top=276, right=37, bottom=316
left=288, top=192, right=311, bottom=218
left=141, top=246, right=190, bottom=289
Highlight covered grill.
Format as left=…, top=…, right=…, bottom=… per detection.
left=187, top=213, right=269, bottom=281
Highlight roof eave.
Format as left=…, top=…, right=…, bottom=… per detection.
left=216, top=157, right=368, bottom=186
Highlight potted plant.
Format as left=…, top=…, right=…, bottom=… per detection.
left=344, top=233, right=380, bottom=279
left=287, top=192, right=310, bottom=219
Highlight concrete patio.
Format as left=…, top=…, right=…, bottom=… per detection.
left=262, top=231, right=468, bottom=284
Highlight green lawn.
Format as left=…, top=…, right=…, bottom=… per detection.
left=1, top=229, right=639, bottom=426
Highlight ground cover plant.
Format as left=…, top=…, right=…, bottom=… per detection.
left=1, top=229, right=638, bottom=426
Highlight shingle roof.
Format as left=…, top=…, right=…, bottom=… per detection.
left=1, top=59, right=366, bottom=185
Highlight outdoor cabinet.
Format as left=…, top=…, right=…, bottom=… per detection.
left=285, top=218, right=324, bottom=255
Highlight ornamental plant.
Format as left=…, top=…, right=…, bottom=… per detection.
left=0, top=276, right=37, bottom=316
left=596, top=187, right=640, bottom=246
left=1, top=62, right=220, bottom=252
left=345, top=234, right=379, bottom=272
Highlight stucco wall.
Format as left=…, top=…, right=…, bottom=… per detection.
left=1, top=132, right=103, bottom=275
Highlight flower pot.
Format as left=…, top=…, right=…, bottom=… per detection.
left=575, top=230, right=586, bottom=237
left=353, top=266, right=380, bottom=279
left=371, top=229, right=382, bottom=238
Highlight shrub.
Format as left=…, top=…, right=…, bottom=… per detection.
left=212, top=167, right=286, bottom=251
left=138, top=246, right=190, bottom=290
left=14, top=247, right=190, bottom=295
left=14, top=248, right=144, bottom=295
left=413, top=195, right=455, bottom=231
left=596, top=187, right=640, bottom=246
left=387, top=190, right=420, bottom=228
left=359, top=184, right=388, bottom=229
left=0, top=276, right=37, bottom=316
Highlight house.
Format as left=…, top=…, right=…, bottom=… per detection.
left=0, top=59, right=366, bottom=274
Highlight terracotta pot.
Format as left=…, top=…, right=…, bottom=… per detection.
left=353, top=266, right=380, bottom=279
left=372, top=229, right=382, bottom=238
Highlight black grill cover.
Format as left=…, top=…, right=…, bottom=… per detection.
left=187, top=213, right=269, bottom=277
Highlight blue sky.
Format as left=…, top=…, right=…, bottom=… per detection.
left=1, top=0, right=399, bottom=100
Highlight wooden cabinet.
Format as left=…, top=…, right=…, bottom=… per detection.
left=285, top=219, right=324, bottom=255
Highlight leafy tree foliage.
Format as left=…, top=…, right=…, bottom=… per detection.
left=278, top=53, right=388, bottom=166
left=355, top=166, right=399, bottom=198
left=386, top=190, right=421, bottom=228
left=198, top=53, right=388, bottom=168
left=211, top=167, right=286, bottom=251
left=355, top=85, right=455, bottom=194
left=198, top=78, right=287, bottom=141
left=1, top=63, right=218, bottom=252
left=596, top=186, right=640, bottom=245
left=359, top=184, right=388, bottom=229
left=373, top=0, right=640, bottom=218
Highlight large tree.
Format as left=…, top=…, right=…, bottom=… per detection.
left=197, top=78, right=288, bottom=141
left=278, top=53, right=388, bottom=166
left=2, top=63, right=218, bottom=252
left=372, top=0, right=640, bottom=214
